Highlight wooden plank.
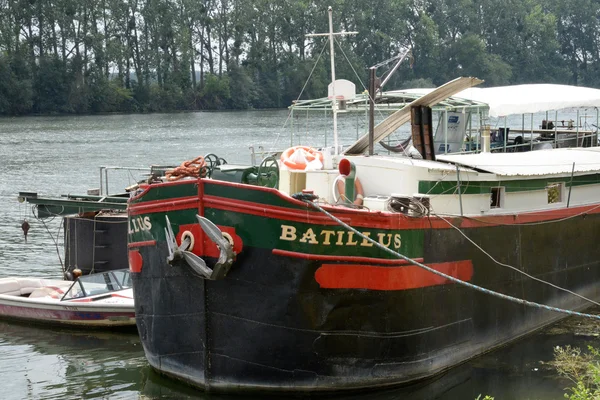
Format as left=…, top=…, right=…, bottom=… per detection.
left=344, top=76, right=484, bottom=155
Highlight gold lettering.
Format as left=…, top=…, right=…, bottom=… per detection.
left=299, top=228, right=319, bottom=244
left=346, top=231, right=358, bottom=246
left=280, top=225, right=297, bottom=241
left=393, top=233, right=402, bottom=249
left=144, top=216, right=152, bottom=230
left=335, top=231, right=345, bottom=245
left=377, top=233, right=392, bottom=247
left=320, top=230, right=335, bottom=245
left=360, top=232, right=373, bottom=247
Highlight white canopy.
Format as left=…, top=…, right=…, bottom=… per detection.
left=455, top=84, right=600, bottom=117
left=438, top=147, right=600, bottom=177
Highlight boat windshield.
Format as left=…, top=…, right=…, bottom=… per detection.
left=61, top=269, right=131, bottom=300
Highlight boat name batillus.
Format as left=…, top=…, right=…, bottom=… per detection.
left=128, top=216, right=152, bottom=234
left=280, top=224, right=401, bottom=248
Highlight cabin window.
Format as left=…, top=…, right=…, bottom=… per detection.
left=490, top=187, right=504, bottom=208
left=547, top=183, right=563, bottom=204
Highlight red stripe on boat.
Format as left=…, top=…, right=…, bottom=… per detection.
left=129, top=250, right=143, bottom=273
left=127, top=181, right=600, bottom=230
left=128, top=240, right=156, bottom=248
left=315, top=260, right=473, bottom=291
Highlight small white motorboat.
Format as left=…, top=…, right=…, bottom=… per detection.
left=0, top=269, right=135, bottom=327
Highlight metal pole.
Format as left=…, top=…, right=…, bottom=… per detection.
left=444, top=109, right=448, bottom=154
left=503, top=116, right=507, bottom=152
left=105, top=169, right=109, bottom=196
left=530, top=114, right=534, bottom=151
left=576, top=109, right=580, bottom=146
left=290, top=107, right=294, bottom=146
left=99, top=167, right=104, bottom=195
left=554, top=110, right=558, bottom=147
left=468, top=111, right=472, bottom=152
left=456, top=165, right=463, bottom=216
left=324, top=108, right=327, bottom=147
left=567, top=162, right=575, bottom=208
left=328, top=7, right=338, bottom=155
left=476, top=110, right=480, bottom=152
left=368, top=67, right=376, bottom=155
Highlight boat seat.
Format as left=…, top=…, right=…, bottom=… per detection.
left=27, top=280, right=72, bottom=298
left=0, top=278, right=22, bottom=296
left=0, top=278, right=69, bottom=297
left=29, top=286, right=66, bottom=299
left=16, top=278, right=47, bottom=296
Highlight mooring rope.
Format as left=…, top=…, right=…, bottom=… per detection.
left=432, top=212, right=600, bottom=308
left=32, top=205, right=65, bottom=272
left=302, top=198, right=600, bottom=321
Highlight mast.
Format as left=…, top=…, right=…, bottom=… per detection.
left=328, top=7, right=338, bottom=155
left=306, top=7, right=357, bottom=156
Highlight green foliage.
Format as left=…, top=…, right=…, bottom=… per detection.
left=552, top=345, right=600, bottom=400
left=0, top=0, right=600, bottom=115
left=34, top=56, right=72, bottom=113
left=147, top=84, right=184, bottom=112
left=200, top=74, right=231, bottom=110
left=0, top=53, right=33, bottom=115
left=89, top=77, right=135, bottom=113
left=226, top=63, right=257, bottom=109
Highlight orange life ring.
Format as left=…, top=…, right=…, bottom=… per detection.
left=280, top=146, right=324, bottom=170
left=334, top=176, right=364, bottom=206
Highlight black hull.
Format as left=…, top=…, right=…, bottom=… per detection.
left=132, top=211, right=600, bottom=393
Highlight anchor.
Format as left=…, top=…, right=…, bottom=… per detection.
left=164, top=215, right=235, bottom=280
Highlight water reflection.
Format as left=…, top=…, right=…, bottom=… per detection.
left=137, top=325, right=593, bottom=400
left=0, top=297, right=594, bottom=399
left=0, top=321, right=143, bottom=400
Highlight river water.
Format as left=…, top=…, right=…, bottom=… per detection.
left=0, top=111, right=598, bottom=399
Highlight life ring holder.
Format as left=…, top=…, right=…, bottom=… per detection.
left=280, top=146, right=324, bottom=170
left=332, top=175, right=364, bottom=205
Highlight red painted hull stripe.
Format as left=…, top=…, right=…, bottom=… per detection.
left=127, top=182, right=600, bottom=229
left=273, top=249, right=424, bottom=265
left=128, top=240, right=157, bottom=248
left=128, top=179, right=199, bottom=202
left=128, top=250, right=144, bottom=273
left=203, top=195, right=353, bottom=225
left=128, top=197, right=198, bottom=216
left=0, top=304, right=135, bottom=321
left=71, top=293, right=132, bottom=303
left=315, top=260, right=474, bottom=291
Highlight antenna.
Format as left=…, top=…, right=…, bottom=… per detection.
left=306, top=7, right=357, bottom=156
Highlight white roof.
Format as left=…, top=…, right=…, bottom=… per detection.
left=455, top=84, right=600, bottom=117
left=437, top=147, right=600, bottom=177
left=387, top=84, right=600, bottom=117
